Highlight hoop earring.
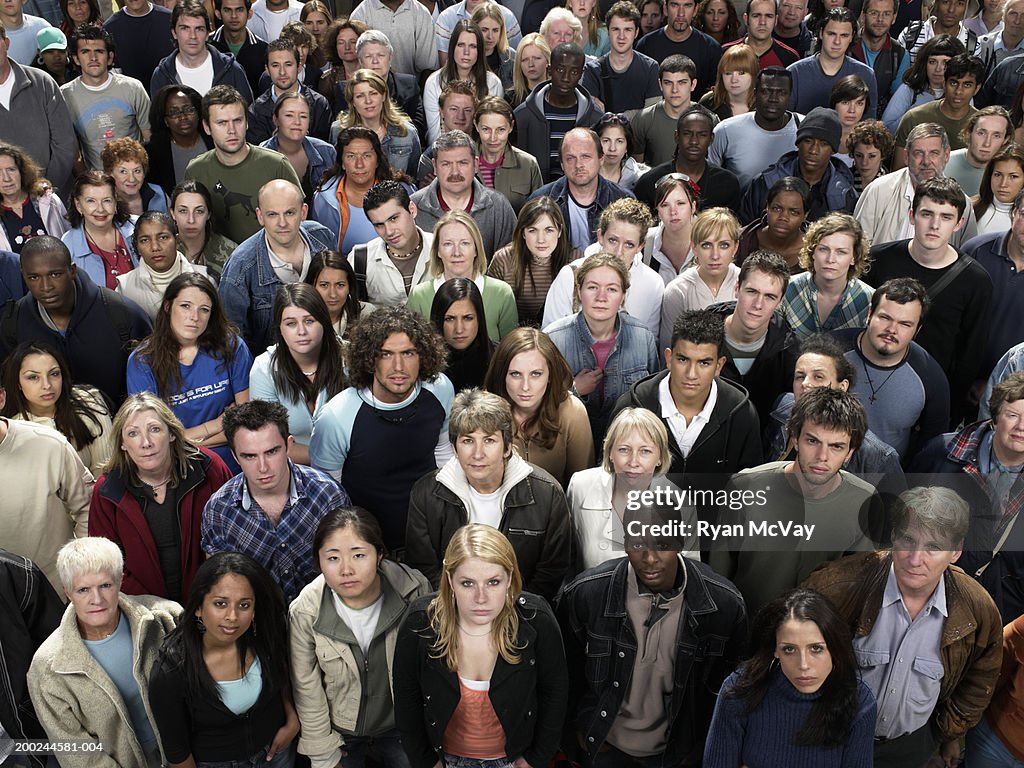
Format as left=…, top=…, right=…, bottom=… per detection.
left=195, top=616, right=206, bottom=634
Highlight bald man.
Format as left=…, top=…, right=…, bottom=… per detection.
left=218, top=179, right=334, bottom=354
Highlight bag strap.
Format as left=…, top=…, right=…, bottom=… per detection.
left=975, top=511, right=1021, bottom=578
left=352, top=244, right=369, bottom=302
left=99, top=288, right=133, bottom=349
left=926, top=255, right=974, bottom=302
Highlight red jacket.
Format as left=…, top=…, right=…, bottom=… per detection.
left=88, top=447, right=232, bottom=599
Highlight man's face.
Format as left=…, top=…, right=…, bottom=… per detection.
left=1012, top=202, right=1024, bottom=249
left=233, top=423, right=293, bottom=497
left=441, top=93, right=475, bottom=132
left=608, top=15, right=638, bottom=54
left=372, top=331, right=421, bottom=404
left=733, top=270, right=785, bottom=336
left=433, top=146, right=476, bottom=197
left=665, top=0, right=696, bottom=34
left=755, top=74, right=792, bottom=122
left=172, top=14, right=209, bottom=58
left=797, top=136, right=833, bottom=179
left=72, top=38, right=113, bottom=81
left=664, top=339, right=725, bottom=410
left=21, top=249, right=76, bottom=314
left=943, top=71, right=981, bottom=112
left=892, top=519, right=961, bottom=598
left=548, top=53, right=584, bottom=98
left=910, top=197, right=964, bottom=254
left=967, top=115, right=1009, bottom=165
left=820, top=20, right=854, bottom=59
left=455, top=429, right=509, bottom=493
left=598, top=220, right=644, bottom=264
left=204, top=101, right=247, bottom=155
left=216, top=0, right=250, bottom=34
left=793, top=421, right=854, bottom=488
left=676, top=114, right=713, bottom=163
left=561, top=133, right=600, bottom=191
left=777, top=0, right=807, bottom=29
left=746, top=0, right=776, bottom=41
left=366, top=198, right=419, bottom=253
left=358, top=42, right=392, bottom=76
left=256, top=185, right=307, bottom=251
left=906, top=136, right=949, bottom=185
left=266, top=49, right=299, bottom=91
left=1005, top=0, right=1024, bottom=38
left=625, top=547, right=680, bottom=592
left=660, top=70, right=694, bottom=109
left=934, top=0, right=968, bottom=28
left=861, top=0, right=895, bottom=38
left=864, top=296, right=922, bottom=359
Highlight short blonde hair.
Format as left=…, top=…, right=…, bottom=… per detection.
left=57, top=537, right=123, bottom=594
left=798, top=212, right=872, bottom=281
left=429, top=210, right=488, bottom=278
left=573, top=251, right=630, bottom=311
left=691, top=207, right=740, bottom=244
left=602, top=407, right=670, bottom=476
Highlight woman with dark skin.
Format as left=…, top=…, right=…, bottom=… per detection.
left=145, top=86, right=213, bottom=194
left=735, top=176, right=810, bottom=272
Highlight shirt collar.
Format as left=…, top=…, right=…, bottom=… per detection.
left=240, top=462, right=299, bottom=511
left=658, top=375, right=718, bottom=423
left=882, top=562, right=949, bottom=618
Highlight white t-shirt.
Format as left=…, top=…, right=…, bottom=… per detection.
left=468, top=486, right=503, bottom=529
left=176, top=53, right=215, bottom=96
left=331, top=590, right=383, bottom=655
left=0, top=70, right=16, bottom=110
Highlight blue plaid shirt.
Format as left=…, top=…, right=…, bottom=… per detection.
left=782, top=272, right=874, bottom=341
left=202, top=462, right=350, bottom=603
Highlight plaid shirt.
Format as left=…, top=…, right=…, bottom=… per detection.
left=202, top=462, right=350, bottom=602
left=947, top=420, right=1024, bottom=536
left=782, top=272, right=874, bottom=341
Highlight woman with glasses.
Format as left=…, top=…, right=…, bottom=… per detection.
left=596, top=113, right=648, bottom=192
left=146, top=85, right=212, bottom=195
left=101, top=138, right=170, bottom=217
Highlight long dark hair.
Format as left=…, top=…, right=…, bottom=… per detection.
left=508, top=196, right=573, bottom=295
left=442, top=20, right=490, bottom=101
left=319, top=126, right=405, bottom=190
left=270, top=282, right=347, bottom=405
left=902, top=34, right=966, bottom=95
left=314, top=505, right=390, bottom=566
left=0, top=341, right=107, bottom=448
left=135, top=273, right=239, bottom=399
left=430, top=278, right=492, bottom=392
left=170, top=179, right=214, bottom=252
left=158, top=553, right=289, bottom=704
left=727, top=589, right=861, bottom=747
left=972, top=142, right=1024, bottom=219
left=304, top=249, right=363, bottom=328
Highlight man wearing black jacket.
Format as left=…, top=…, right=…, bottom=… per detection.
left=210, top=0, right=268, bottom=98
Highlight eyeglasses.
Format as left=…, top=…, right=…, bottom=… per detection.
left=166, top=106, right=197, bottom=119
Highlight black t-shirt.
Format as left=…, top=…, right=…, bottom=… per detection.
left=598, top=51, right=662, bottom=113
left=635, top=161, right=742, bottom=215
left=635, top=27, right=723, bottom=100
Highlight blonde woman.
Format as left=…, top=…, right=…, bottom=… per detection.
left=335, top=69, right=420, bottom=177
left=407, top=210, right=518, bottom=342
left=472, top=2, right=516, bottom=90
left=507, top=33, right=550, bottom=107
left=393, top=524, right=568, bottom=768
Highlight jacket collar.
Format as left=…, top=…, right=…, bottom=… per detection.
left=603, top=556, right=722, bottom=619
left=99, top=448, right=213, bottom=505
left=434, top=452, right=535, bottom=509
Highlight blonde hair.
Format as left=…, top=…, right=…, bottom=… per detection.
left=105, top=392, right=202, bottom=487
left=573, top=251, right=630, bottom=312
left=429, top=210, right=488, bottom=278
left=428, top=524, right=524, bottom=670
left=57, top=537, right=124, bottom=594
left=602, top=407, right=670, bottom=475
left=691, top=207, right=740, bottom=244
left=512, top=34, right=551, bottom=105
left=540, top=7, right=583, bottom=43
left=566, top=0, right=600, bottom=48
left=341, top=68, right=411, bottom=137
left=471, top=1, right=509, bottom=54
left=798, top=212, right=872, bottom=281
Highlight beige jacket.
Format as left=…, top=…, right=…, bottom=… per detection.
left=27, top=594, right=182, bottom=768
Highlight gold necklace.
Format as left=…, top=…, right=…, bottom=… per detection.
left=458, top=624, right=491, bottom=637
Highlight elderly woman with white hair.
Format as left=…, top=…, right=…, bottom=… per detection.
left=26, top=537, right=181, bottom=768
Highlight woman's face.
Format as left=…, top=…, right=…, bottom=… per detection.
left=280, top=304, right=324, bottom=358
left=171, top=191, right=209, bottom=242
left=163, top=92, right=199, bottom=142
left=75, top=183, right=117, bottom=230
left=522, top=213, right=559, bottom=259
left=314, top=266, right=350, bottom=322
left=442, top=297, right=480, bottom=351
left=852, top=142, right=883, bottom=180
left=812, top=231, right=856, bottom=284
left=546, top=19, right=576, bottom=47
left=477, top=15, right=502, bottom=55
left=66, top=0, right=93, bottom=25
left=599, top=125, right=629, bottom=168
left=823, top=0, right=845, bottom=9
left=195, top=573, right=255, bottom=647
left=135, top=219, right=178, bottom=273
left=304, top=11, right=329, bottom=41
left=835, top=96, right=866, bottom=128
left=275, top=97, right=310, bottom=142
left=120, top=407, right=174, bottom=477
left=18, top=352, right=63, bottom=415
left=695, top=227, right=737, bottom=276
left=641, top=0, right=664, bottom=34
left=702, top=0, right=729, bottom=33
left=437, top=221, right=477, bottom=279
left=723, top=68, right=752, bottom=97
left=352, top=81, right=384, bottom=122
left=475, top=112, right=511, bottom=157
left=168, top=285, right=212, bottom=346
left=992, top=158, right=1024, bottom=203
left=319, top=525, right=382, bottom=610
left=766, top=190, right=807, bottom=240
left=579, top=265, right=625, bottom=323
left=452, top=30, right=479, bottom=73
left=336, top=28, right=359, bottom=62
left=112, top=159, right=145, bottom=199
left=569, top=0, right=595, bottom=20
left=657, top=186, right=695, bottom=232
left=342, top=137, right=378, bottom=187
left=0, top=154, right=24, bottom=201
left=505, top=348, right=549, bottom=415
left=448, top=556, right=510, bottom=629
left=926, top=55, right=951, bottom=89
left=519, top=44, right=548, bottom=84
left=609, top=427, right=661, bottom=488
left=776, top=618, right=833, bottom=694
left=68, top=569, right=121, bottom=638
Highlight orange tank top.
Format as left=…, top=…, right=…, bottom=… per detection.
left=441, top=677, right=507, bottom=759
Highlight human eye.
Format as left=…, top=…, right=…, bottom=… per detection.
left=487, top=578, right=502, bottom=586
left=460, top=580, right=474, bottom=588
left=810, top=644, right=826, bottom=654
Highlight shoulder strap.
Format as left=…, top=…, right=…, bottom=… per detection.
left=926, top=254, right=974, bottom=302
left=0, top=299, right=19, bottom=352
left=966, top=29, right=978, bottom=54
left=353, top=244, right=369, bottom=302
left=975, top=511, right=1021, bottom=578
left=99, top=288, right=133, bottom=349
left=905, top=20, right=924, bottom=52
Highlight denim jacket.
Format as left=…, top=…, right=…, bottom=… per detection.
left=61, top=221, right=138, bottom=288
left=260, top=135, right=337, bottom=190
left=555, top=556, right=748, bottom=767
left=380, top=120, right=421, bottom=178
left=544, top=311, right=659, bottom=446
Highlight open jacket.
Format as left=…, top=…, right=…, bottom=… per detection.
left=61, top=221, right=138, bottom=289
left=512, top=82, right=604, bottom=180
left=149, top=45, right=254, bottom=104
left=0, top=190, right=69, bottom=251
left=405, top=453, right=570, bottom=600
left=740, top=149, right=858, bottom=226
left=803, top=550, right=1003, bottom=743
left=27, top=595, right=182, bottom=768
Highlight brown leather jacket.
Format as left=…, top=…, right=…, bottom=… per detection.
left=803, top=551, right=1003, bottom=742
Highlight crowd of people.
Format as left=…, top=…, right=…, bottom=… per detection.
left=3, top=0, right=1024, bottom=764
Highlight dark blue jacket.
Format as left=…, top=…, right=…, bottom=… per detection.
left=246, top=83, right=333, bottom=144
left=740, top=150, right=858, bottom=225
left=150, top=46, right=254, bottom=105
left=528, top=175, right=633, bottom=249
left=0, top=249, right=24, bottom=305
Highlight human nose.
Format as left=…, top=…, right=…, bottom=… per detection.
left=474, top=584, right=488, bottom=603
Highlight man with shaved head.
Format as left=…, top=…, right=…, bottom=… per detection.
left=218, top=179, right=334, bottom=354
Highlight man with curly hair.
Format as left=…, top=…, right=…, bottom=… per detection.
left=310, top=306, right=455, bottom=553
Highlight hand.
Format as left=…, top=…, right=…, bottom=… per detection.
left=938, top=738, right=963, bottom=768
left=574, top=368, right=603, bottom=397
left=265, top=714, right=300, bottom=761
left=512, top=759, right=532, bottom=768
